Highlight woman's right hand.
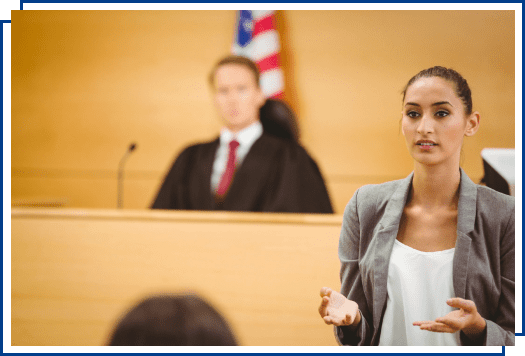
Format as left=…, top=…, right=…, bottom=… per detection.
left=318, top=287, right=361, bottom=327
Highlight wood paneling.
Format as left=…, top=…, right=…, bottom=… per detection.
left=11, top=208, right=342, bottom=346
left=11, top=10, right=515, bottom=213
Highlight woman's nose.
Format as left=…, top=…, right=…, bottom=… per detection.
left=417, top=114, right=434, bottom=134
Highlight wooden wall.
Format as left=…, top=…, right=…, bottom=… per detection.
left=12, top=209, right=342, bottom=346
left=11, top=10, right=515, bottom=213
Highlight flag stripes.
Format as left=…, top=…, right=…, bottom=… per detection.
left=232, top=10, right=284, bottom=98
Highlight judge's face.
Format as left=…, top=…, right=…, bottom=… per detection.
left=213, top=64, right=265, bottom=133
left=401, top=77, right=479, bottom=167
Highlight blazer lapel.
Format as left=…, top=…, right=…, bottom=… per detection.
left=453, top=169, right=477, bottom=298
left=370, top=169, right=477, bottom=334
left=372, top=173, right=413, bottom=329
left=372, top=224, right=400, bottom=329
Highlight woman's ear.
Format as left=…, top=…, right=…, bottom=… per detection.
left=465, top=111, right=480, bottom=137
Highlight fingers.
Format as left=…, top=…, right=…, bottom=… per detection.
left=319, top=287, right=332, bottom=319
left=412, top=320, right=432, bottom=326
left=318, top=296, right=330, bottom=317
left=319, top=296, right=329, bottom=309
left=344, top=313, right=354, bottom=326
left=417, top=321, right=456, bottom=333
left=323, top=313, right=348, bottom=326
left=414, top=319, right=458, bottom=333
left=322, top=308, right=337, bottom=326
left=319, top=288, right=355, bottom=327
left=435, top=315, right=464, bottom=330
left=320, top=287, right=332, bottom=297
left=323, top=315, right=334, bottom=325
left=447, top=298, right=476, bottom=312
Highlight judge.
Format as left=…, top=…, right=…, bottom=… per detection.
left=151, top=55, right=333, bottom=213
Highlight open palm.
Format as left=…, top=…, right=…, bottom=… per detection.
left=413, top=298, right=486, bottom=336
left=318, top=287, right=359, bottom=326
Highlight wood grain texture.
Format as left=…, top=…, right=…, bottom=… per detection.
left=11, top=10, right=515, bottom=213
left=11, top=208, right=342, bottom=346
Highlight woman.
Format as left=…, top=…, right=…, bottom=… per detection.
left=319, top=67, right=514, bottom=346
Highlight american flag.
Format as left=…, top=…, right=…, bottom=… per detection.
left=232, top=10, right=284, bottom=99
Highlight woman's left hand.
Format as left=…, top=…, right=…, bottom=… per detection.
left=413, top=298, right=487, bottom=337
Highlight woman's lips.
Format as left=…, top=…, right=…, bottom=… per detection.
left=416, top=141, right=438, bottom=150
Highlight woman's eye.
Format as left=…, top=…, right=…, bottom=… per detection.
left=435, top=110, right=449, bottom=117
left=406, top=111, right=420, bottom=118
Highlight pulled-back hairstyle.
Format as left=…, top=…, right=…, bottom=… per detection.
left=402, top=66, right=473, bottom=115
left=208, top=55, right=260, bottom=88
left=108, top=294, right=238, bottom=346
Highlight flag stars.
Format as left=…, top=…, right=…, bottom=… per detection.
left=242, top=20, right=253, bottom=33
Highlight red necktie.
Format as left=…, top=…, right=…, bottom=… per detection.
left=216, top=140, right=240, bottom=198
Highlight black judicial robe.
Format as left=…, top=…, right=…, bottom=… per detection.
left=151, top=133, right=333, bottom=213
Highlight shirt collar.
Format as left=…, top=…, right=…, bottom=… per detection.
left=220, top=121, right=263, bottom=147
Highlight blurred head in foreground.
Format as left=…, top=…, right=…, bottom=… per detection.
left=108, top=293, right=238, bottom=346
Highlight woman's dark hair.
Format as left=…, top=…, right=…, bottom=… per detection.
left=209, top=55, right=260, bottom=88
left=402, top=66, right=473, bottom=115
left=108, top=294, right=238, bottom=346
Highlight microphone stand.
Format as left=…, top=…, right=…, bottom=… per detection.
left=117, top=143, right=137, bottom=209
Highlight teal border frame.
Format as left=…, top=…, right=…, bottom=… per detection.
left=0, top=0, right=525, bottom=355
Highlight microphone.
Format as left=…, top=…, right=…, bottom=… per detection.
left=117, top=142, right=137, bottom=209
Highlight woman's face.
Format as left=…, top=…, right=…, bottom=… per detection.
left=401, top=76, right=479, bottom=167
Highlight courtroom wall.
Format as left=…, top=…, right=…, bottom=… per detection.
left=11, top=10, right=515, bottom=213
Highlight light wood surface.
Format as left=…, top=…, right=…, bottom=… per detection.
left=11, top=10, right=515, bottom=213
left=11, top=208, right=343, bottom=346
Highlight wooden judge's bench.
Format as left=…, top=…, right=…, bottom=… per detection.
left=11, top=208, right=342, bottom=346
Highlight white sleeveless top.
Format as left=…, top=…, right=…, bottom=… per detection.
left=378, top=239, right=460, bottom=346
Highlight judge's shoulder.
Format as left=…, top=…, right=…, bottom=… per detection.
left=171, top=132, right=314, bottom=163
left=171, top=137, right=221, bottom=160
left=257, top=132, right=329, bottom=177
left=181, top=137, right=220, bottom=151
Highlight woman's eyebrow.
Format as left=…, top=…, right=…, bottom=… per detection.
left=432, top=101, right=453, bottom=107
left=404, top=101, right=453, bottom=107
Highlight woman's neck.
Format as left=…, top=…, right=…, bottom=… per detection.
left=411, top=162, right=461, bottom=210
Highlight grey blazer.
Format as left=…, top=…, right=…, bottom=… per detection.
left=336, top=169, right=515, bottom=346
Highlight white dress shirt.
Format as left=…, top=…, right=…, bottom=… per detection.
left=210, top=121, right=264, bottom=193
left=378, top=239, right=460, bottom=346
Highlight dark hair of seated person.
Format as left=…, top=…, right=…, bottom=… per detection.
left=260, top=98, right=299, bottom=142
left=107, top=294, right=238, bottom=346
